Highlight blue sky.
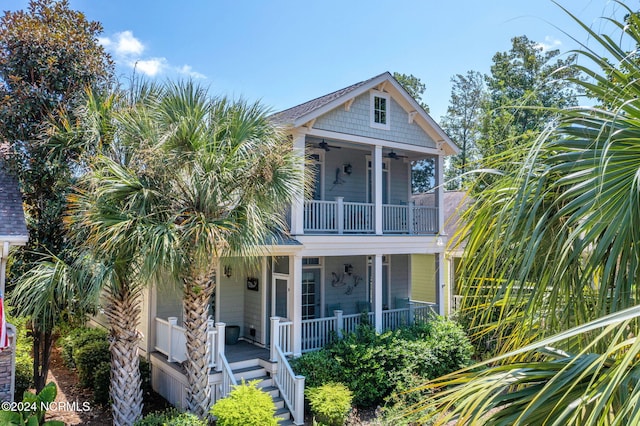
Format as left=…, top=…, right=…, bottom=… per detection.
left=2, top=1, right=629, bottom=120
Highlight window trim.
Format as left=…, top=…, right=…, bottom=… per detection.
left=370, top=90, right=391, bottom=130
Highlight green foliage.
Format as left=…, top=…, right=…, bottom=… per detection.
left=292, top=318, right=473, bottom=407
left=5, top=313, right=34, bottom=400
left=210, top=381, right=278, bottom=426
left=93, top=361, right=111, bottom=404
left=60, top=327, right=108, bottom=368
left=0, top=382, right=64, bottom=426
left=74, top=339, right=110, bottom=387
left=134, top=408, right=206, bottom=426
left=306, top=383, right=352, bottom=426
left=393, top=72, right=429, bottom=112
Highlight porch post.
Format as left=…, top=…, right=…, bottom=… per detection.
left=167, top=317, right=178, bottom=363
left=335, top=310, right=344, bottom=339
left=374, top=145, right=383, bottom=235
left=215, top=322, right=225, bottom=372
left=270, top=317, right=280, bottom=362
left=291, top=132, right=306, bottom=235
left=408, top=302, right=415, bottom=325
left=374, top=254, right=383, bottom=332
left=290, top=255, right=303, bottom=356
left=436, top=253, right=445, bottom=316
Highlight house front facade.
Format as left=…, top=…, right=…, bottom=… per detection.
left=144, top=72, right=458, bottom=424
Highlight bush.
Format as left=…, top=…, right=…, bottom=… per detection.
left=292, top=317, right=473, bottom=407
left=93, top=361, right=111, bottom=404
left=75, top=339, right=110, bottom=387
left=289, top=350, right=341, bottom=389
left=134, top=408, right=205, bottom=426
left=6, top=313, right=33, bottom=400
left=306, top=383, right=352, bottom=426
left=210, top=381, right=278, bottom=426
left=60, top=327, right=108, bottom=369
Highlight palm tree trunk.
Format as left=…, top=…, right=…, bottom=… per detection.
left=105, top=287, right=143, bottom=426
left=183, top=270, right=215, bottom=418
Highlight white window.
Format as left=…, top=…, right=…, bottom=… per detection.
left=370, top=91, right=390, bottom=130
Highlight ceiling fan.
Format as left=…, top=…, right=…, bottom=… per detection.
left=387, top=150, right=408, bottom=160
left=318, top=140, right=341, bottom=151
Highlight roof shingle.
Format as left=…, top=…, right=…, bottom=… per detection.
left=0, top=163, right=28, bottom=239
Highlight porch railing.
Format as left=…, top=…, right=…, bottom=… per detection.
left=154, top=317, right=222, bottom=369
left=270, top=317, right=305, bottom=425
left=304, top=199, right=437, bottom=234
left=382, top=204, right=438, bottom=234
left=217, top=352, right=237, bottom=401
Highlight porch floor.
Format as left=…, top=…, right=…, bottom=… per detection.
left=225, top=340, right=270, bottom=363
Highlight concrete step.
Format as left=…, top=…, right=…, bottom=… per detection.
left=275, top=407, right=291, bottom=422
left=232, top=365, right=267, bottom=381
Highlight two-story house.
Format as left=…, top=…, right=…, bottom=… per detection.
left=144, top=72, right=458, bottom=425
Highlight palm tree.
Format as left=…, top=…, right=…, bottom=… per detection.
left=415, top=3, right=640, bottom=424
left=71, top=81, right=304, bottom=418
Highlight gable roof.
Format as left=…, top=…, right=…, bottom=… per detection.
left=272, top=71, right=459, bottom=156
left=0, top=163, right=28, bottom=244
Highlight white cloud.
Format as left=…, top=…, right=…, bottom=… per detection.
left=535, top=36, right=562, bottom=52
left=178, top=65, right=206, bottom=79
left=133, top=58, right=167, bottom=77
left=101, top=30, right=206, bottom=79
left=100, top=31, right=145, bottom=57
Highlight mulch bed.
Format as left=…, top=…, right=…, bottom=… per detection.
left=44, top=346, right=168, bottom=425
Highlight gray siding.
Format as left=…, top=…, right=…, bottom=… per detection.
left=388, top=161, right=409, bottom=205
left=389, top=254, right=410, bottom=307
left=319, top=145, right=370, bottom=203
left=243, top=267, right=264, bottom=344
left=219, top=274, right=244, bottom=327
left=313, top=92, right=437, bottom=149
left=156, top=281, right=183, bottom=323
left=323, top=256, right=369, bottom=315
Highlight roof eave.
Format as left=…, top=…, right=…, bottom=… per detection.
left=0, top=235, right=28, bottom=246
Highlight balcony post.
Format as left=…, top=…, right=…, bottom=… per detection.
left=436, top=154, right=444, bottom=236
left=335, top=310, right=344, bottom=339
left=374, top=145, right=383, bottom=235
left=335, top=197, right=344, bottom=234
left=215, top=322, right=225, bottom=371
left=270, top=316, right=280, bottom=362
left=408, top=201, right=415, bottom=234
left=291, top=132, right=306, bottom=235
left=408, top=302, right=415, bottom=325
left=167, top=317, right=178, bottom=362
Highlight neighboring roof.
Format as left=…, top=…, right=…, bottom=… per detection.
left=0, top=163, right=28, bottom=244
left=264, top=232, right=303, bottom=246
left=272, top=72, right=459, bottom=156
left=412, top=190, right=471, bottom=252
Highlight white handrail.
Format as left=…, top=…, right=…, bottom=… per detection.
left=154, top=317, right=218, bottom=368
left=273, top=344, right=305, bottom=425
left=218, top=352, right=237, bottom=400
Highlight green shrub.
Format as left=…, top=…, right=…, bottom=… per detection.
left=134, top=408, right=206, bottom=426
left=6, top=313, right=33, bottom=400
left=93, top=361, right=111, bottom=404
left=306, top=383, right=352, bottom=426
left=75, top=339, right=110, bottom=387
left=289, top=349, right=341, bottom=389
left=60, top=327, right=108, bottom=368
left=292, top=316, right=473, bottom=408
left=210, top=381, right=278, bottom=426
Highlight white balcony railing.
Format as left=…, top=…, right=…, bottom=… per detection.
left=303, top=199, right=437, bottom=234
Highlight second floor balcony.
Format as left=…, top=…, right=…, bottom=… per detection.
left=303, top=197, right=437, bottom=235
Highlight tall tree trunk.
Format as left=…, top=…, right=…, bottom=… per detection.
left=183, top=270, right=215, bottom=418
left=32, top=330, right=53, bottom=392
left=105, top=287, right=143, bottom=426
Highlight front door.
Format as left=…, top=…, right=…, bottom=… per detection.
left=273, top=275, right=289, bottom=319
left=302, top=269, right=321, bottom=320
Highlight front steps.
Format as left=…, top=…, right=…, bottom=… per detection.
left=229, top=359, right=296, bottom=426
